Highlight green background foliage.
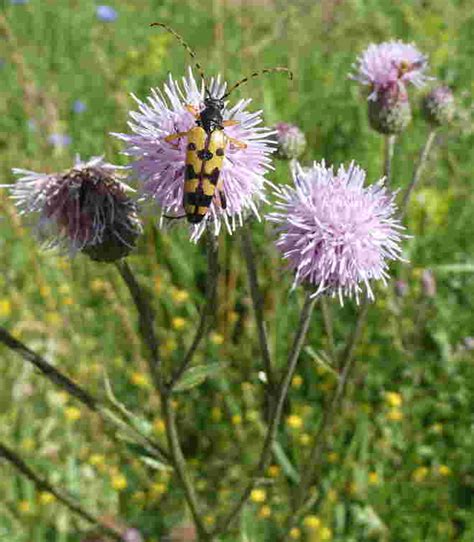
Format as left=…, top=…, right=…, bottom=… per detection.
left=0, top=0, right=473, bottom=540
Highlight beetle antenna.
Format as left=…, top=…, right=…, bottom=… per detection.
left=150, top=22, right=206, bottom=84
left=222, top=67, right=293, bottom=98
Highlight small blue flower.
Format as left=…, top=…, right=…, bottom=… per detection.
left=72, top=100, right=87, bottom=114
left=48, top=133, right=72, bottom=148
left=10, top=0, right=29, bottom=4
left=96, top=5, right=118, bottom=22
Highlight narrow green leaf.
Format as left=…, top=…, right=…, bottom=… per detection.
left=174, top=362, right=228, bottom=392
left=272, top=441, right=300, bottom=484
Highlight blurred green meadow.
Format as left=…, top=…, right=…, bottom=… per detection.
left=1, top=0, right=474, bottom=540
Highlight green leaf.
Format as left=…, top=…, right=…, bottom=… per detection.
left=125, top=442, right=172, bottom=472
left=272, top=441, right=300, bottom=484
left=174, top=362, right=228, bottom=392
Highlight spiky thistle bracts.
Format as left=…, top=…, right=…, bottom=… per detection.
left=267, top=161, right=405, bottom=304
left=114, top=68, right=275, bottom=242
left=8, top=156, right=142, bottom=261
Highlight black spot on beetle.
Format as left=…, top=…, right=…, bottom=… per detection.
left=187, top=142, right=197, bottom=151
left=216, top=148, right=224, bottom=156
left=197, top=149, right=213, bottom=161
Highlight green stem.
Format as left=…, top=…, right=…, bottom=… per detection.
left=168, top=232, right=219, bottom=390
left=241, top=226, right=275, bottom=396
left=384, top=134, right=396, bottom=186
left=400, top=129, right=438, bottom=219
left=212, top=293, right=318, bottom=537
left=0, top=442, right=123, bottom=541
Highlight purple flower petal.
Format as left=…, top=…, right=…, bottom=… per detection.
left=114, top=68, right=275, bottom=242
left=267, top=161, right=406, bottom=304
left=350, top=41, right=431, bottom=100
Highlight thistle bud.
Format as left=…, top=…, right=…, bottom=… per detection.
left=368, top=83, right=412, bottom=135
left=8, top=157, right=142, bottom=262
left=422, top=86, right=455, bottom=127
left=272, top=122, right=307, bottom=160
left=394, top=280, right=408, bottom=297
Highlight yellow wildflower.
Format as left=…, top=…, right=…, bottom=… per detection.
left=437, top=465, right=451, bottom=477
left=64, top=406, right=81, bottom=422
left=387, top=408, right=403, bottom=421
left=111, top=473, right=128, bottom=491
left=203, top=515, right=215, bottom=527
left=384, top=391, right=402, bottom=407
left=299, top=433, right=311, bottom=446
left=90, top=279, right=106, bottom=292
left=89, top=454, right=106, bottom=469
left=153, top=418, right=166, bottom=435
left=40, top=285, right=52, bottom=298
left=368, top=472, right=379, bottom=485
left=267, top=465, right=280, bottom=478
left=150, top=482, right=167, bottom=497
left=412, top=466, right=429, bottom=482
left=63, top=297, right=74, bottom=306
left=38, top=492, right=55, bottom=505
left=286, top=415, right=303, bottom=430
left=211, top=407, right=222, bottom=422
left=18, top=500, right=31, bottom=514
left=132, top=491, right=146, bottom=502
left=172, top=317, right=186, bottom=330
left=303, top=515, right=322, bottom=530
left=320, top=527, right=333, bottom=540
left=46, top=312, right=61, bottom=326
left=0, top=300, right=12, bottom=318
left=327, top=452, right=339, bottom=464
left=327, top=489, right=338, bottom=502
left=259, top=505, right=272, bottom=519
left=210, top=332, right=224, bottom=345
left=231, top=414, right=242, bottom=426
left=171, top=288, right=189, bottom=303
left=20, top=438, right=35, bottom=452
left=289, top=527, right=301, bottom=540
left=292, top=374, right=303, bottom=389
left=130, top=371, right=150, bottom=388
left=250, top=488, right=266, bottom=503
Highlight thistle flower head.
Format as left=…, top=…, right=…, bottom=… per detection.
left=114, top=68, right=275, bottom=242
left=368, top=83, right=412, bottom=135
left=422, top=86, right=455, bottom=126
left=8, top=156, right=142, bottom=261
left=273, top=122, right=307, bottom=160
left=351, top=41, right=430, bottom=101
left=267, top=161, right=405, bottom=304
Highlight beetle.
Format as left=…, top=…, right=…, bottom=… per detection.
left=151, top=23, right=292, bottom=224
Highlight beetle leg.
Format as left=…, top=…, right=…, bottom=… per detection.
left=228, top=137, right=247, bottom=149
left=186, top=104, right=200, bottom=118
left=216, top=178, right=227, bottom=210
left=222, top=119, right=239, bottom=127
left=164, top=131, right=189, bottom=143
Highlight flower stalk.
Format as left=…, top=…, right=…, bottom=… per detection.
left=211, top=293, right=318, bottom=537
left=0, top=442, right=123, bottom=541
left=400, top=129, right=438, bottom=218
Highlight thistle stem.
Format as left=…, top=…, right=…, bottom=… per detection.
left=320, top=297, right=337, bottom=364
left=241, top=226, right=275, bottom=395
left=168, top=232, right=219, bottom=390
left=400, top=129, right=438, bottom=219
left=211, top=293, right=317, bottom=537
left=0, top=327, right=97, bottom=410
left=161, top=396, right=209, bottom=540
left=284, top=297, right=370, bottom=535
left=117, top=259, right=208, bottom=537
left=0, top=326, right=169, bottom=461
left=384, top=134, right=396, bottom=186
left=0, top=442, right=123, bottom=541
left=115, top=260, right=163, bottom=392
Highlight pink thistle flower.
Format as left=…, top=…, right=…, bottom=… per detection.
left=114, top=68, right=275, bottom=242
left=7, top=156, right=142, bottom=261
left=267, top=161, right=405, bottom=304
left=351, top=41, right=431, bottom=101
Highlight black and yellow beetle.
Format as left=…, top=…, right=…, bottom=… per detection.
left=151, top=23, right=292, bottom=224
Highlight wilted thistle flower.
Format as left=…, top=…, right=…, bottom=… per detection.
left=267, top=162, right=405, bottom=304
left=114, top=68, right=275, bottom=242
left=273, top=122, right=307, bottom=160
left=422, top=86, right=455, bottom=127
left=8, top=156, right=142, bottom=261
left=351, top=41, right=430, bottom=134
